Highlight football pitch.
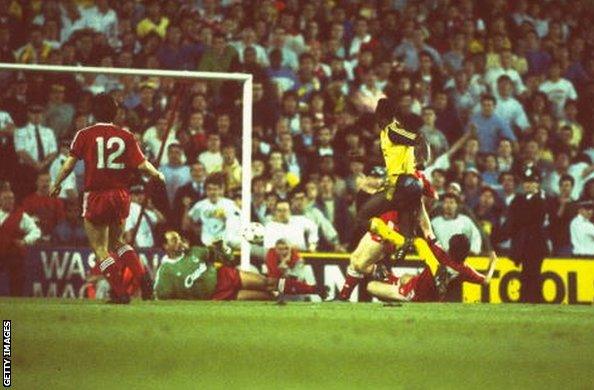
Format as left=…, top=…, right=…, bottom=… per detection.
left=2, top=299, right=593, bottom=389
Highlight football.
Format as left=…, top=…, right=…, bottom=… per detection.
left=242, top=222, right=265, bottom=244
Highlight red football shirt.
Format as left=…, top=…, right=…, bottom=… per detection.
left=21, top=193, right=65, bottom=235
left=70, top=123, right=146, bottom=191
left=265, top=247, right=301, bottom=278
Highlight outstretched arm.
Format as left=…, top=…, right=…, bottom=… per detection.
left=50, top=155, right=78, bottom=197
left=419, top=201, right=435, bottom=241
left=138, top=159, right=165, bottom=183
left=447, top=126, right=474, bottom=157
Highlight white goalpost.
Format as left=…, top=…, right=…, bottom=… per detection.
left=0, top=62, right=254, bottom=270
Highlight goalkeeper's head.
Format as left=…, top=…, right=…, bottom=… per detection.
left=162, top=230, right=189, bottom=257
left=448, top=234, right=471, bottom=264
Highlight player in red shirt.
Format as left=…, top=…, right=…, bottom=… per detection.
left=366, top=233, right=495, bottom=302
left=50, top=94, right=164, bottom=303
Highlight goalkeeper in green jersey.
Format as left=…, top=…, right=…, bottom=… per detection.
left=154, top=231, right=323, bottom=300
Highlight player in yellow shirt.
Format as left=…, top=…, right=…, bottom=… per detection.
left=350, top=98, right=424, bottom=246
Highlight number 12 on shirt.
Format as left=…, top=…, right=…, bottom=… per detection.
left=96, top=136, right=125, bottom=169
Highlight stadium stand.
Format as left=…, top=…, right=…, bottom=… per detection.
left=1, top=0, right=594, bottom=261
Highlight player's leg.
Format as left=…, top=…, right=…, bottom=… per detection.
left=108, top=220, right=139, bottom=270
left=367, top=281, right=401, bottom=301
left=349, top=191, right=393, bottom=250
left=84, top=219, right=126, bottom=299
left=238, top=270, right=273, bottom=290
left=367, top=274, right=415, bottom=302
left=351, top=233, right=386, bottom=274
left=338, top=232, right=384, bottom=300
left=370, top=218, right=434, bottom=259
left=236, top=290, right=273, bottom=300
left=239, top=270, right=319, bottom=296
left=370, top=217, right=438, bottom=272
left=109, top=192, right=153, bottom=299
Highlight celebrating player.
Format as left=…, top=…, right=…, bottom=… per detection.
left=154, top=231, right=324, bottom=300
left=50, top=93, right=164, bottom=304
left=367, top=221, right=496, bottom=302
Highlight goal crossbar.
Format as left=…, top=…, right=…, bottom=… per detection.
left=0, top=62, right=254, bottom=270
left=0, top=62, right=251, bottom=80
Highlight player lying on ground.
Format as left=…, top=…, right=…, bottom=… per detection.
left=50, top=93, right=164, bottom=304
left=367, top=219, right=497, bottom=302
left=339, top=170, right=437, bottom=301
left=154, top=231, right=325, bottom=300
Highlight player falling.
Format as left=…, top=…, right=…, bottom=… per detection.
left=154, top=231, right=323, bottom=301
left=50, top=94, right=164, bottom=304
left=339, top=171, right=437, bottom=301
left=366, top=218, right=496, bottom=302
left=342, top=98, right=429, bottom=299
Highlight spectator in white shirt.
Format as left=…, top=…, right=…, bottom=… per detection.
left=82, top=0, right=118, bottom=47
left=420, top=106, right=449, bottom=157
left=267, top=26, right=299, bottom=70
left=263, top=199, right=318, bottom=251
left=278, top=133, right=301, bottom=180
left=161, top=143, right=191, bottom=207
left=447, top=68, right=485, bottom=121
left=348, top=18, right=372, bottom=59
left=14, top=105, right=58, bottom=196
left=14, top=104, right=58, bottom=171
left=289, top=186, right=342, bottom=252
left=230, top=27, right=269, bottom=66
left=570, top=201, right=594, bottom=256
left=568, top=155, right=594, bottom=200
left=125, top=187, right=165, bottom=248
left=49, top=139, right=77, bottom=200
left=142, top=116, right=184, bottom=166
left=198, top=133, right=223, bottom=174
left=492, top=75, right=530, bottom=133
left=484, top=49, right=526, bottom=99
left=184, top=173, right=239, bottom=246
left=59, top=0, right=87, bottom=43
left=539, top=61, right=578, bottom=118
left=431, top=193, right=483, bottom=254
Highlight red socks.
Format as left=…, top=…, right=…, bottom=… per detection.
left=278, top=277, right=317, bottom=295
left=99, top=256, right=125, bottom=296
left=339, top=266, right=364, bottom=300
left=117, top=244, right=145, bottom=278
left=115, top=244, right=145, bottom=294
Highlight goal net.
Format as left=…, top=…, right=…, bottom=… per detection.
left=0, top=63, right=254, bottom=270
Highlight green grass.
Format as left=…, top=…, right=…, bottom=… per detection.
left=2, top=299, right=594, bottom=389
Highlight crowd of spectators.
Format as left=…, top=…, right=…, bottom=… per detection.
left=0, top=0, right=594, bottom=259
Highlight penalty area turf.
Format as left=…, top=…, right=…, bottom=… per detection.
left=2, top=298, right=593, bottom=389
